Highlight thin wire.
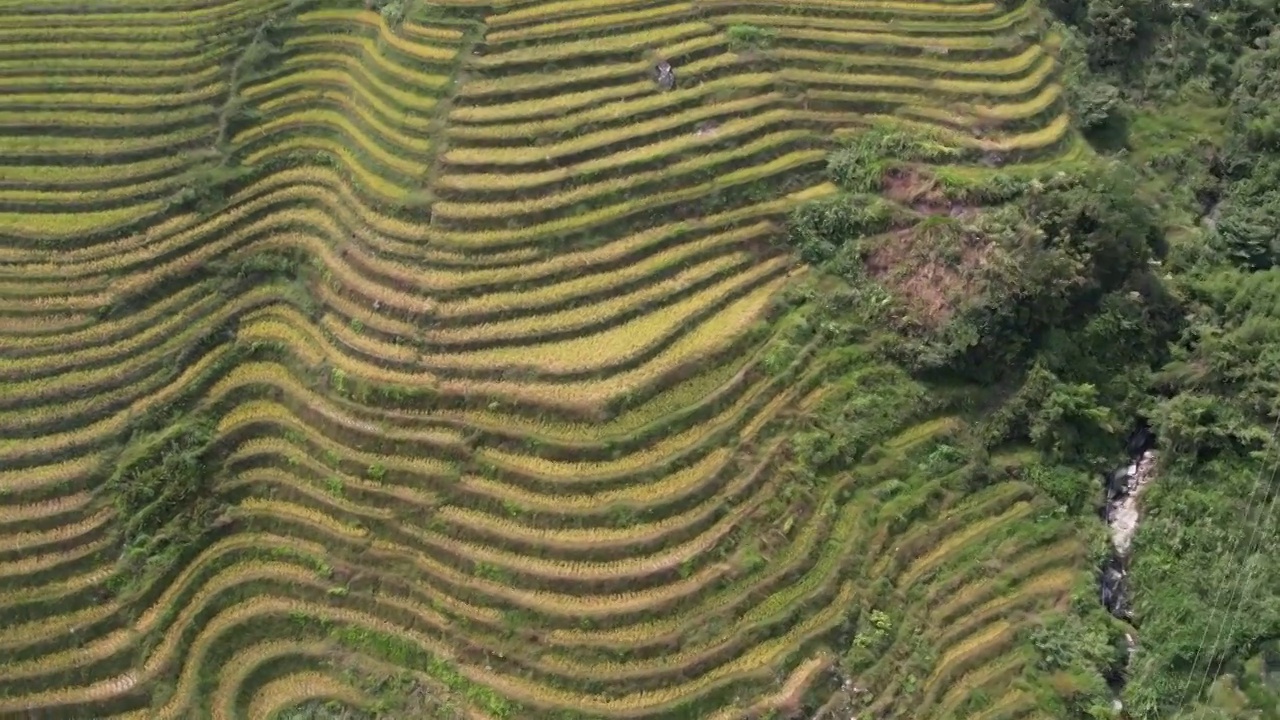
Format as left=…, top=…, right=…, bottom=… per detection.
left=1189, top=446, right=1280, bottom=718
left=1170, top=409, right=1280, bottom=718
left=1124, top=444, right=1208, bottom=720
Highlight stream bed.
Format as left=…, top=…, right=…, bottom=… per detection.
left=1098, top=425, right=1158, bottom=711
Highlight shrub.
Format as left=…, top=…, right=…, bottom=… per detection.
left=827, top=124, right=961, bottom=193
left=106, top=416, right=222, bottom=594
left=785, top=195, right=904, bottom=269
left=727, top=23, right=778, bottom=52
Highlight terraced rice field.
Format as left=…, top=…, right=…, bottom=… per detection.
left=0, top=0, right=1083, bottom=717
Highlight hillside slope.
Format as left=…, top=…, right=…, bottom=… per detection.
left=0, top=0, right=1090, bottom=717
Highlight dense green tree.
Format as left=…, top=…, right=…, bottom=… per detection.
left=925, top=163, right=1171, bottom=389
left=1210, top=30, right=1280, bottom=269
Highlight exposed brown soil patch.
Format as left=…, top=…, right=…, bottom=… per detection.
left=881, top=165, right=973, bottom=218
left=863, top=225, right=993, bottom=329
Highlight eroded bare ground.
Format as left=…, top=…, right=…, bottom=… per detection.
left=862, top=231, right=992, bottom=330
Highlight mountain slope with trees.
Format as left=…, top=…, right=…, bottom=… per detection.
left=784, top=0, right=1280, bottom=714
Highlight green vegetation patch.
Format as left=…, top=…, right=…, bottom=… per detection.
left=726, top=23, right=778, bottom=53
left=106, top=412, right=224, bottom=597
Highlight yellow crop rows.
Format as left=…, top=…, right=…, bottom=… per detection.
left=0, top=0, right=1087, bottom=714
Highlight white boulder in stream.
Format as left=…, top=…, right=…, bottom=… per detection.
left=1109, top=450, right=1157, bottom=557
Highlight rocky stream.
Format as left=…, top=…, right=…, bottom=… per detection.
left=1099, top=424, right=1159, bottom=713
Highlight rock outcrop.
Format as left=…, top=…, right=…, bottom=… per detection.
left=1099, top=440, right=1157, bottom=619
left=1109, top=449, right=1157, bottom=558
